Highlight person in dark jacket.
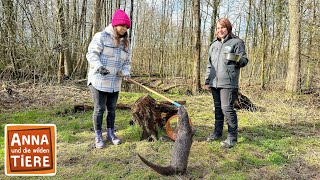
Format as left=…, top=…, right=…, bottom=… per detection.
left=205, top=18, right=249, bottom=148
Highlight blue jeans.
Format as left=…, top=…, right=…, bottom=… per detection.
left=210, top=88, right=238, bottom=142
left=89, top=85, right=119, bottom=131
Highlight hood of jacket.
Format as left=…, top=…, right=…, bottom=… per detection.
left=104, top=24, right=115, bottom=37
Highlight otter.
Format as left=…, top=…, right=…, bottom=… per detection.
left=138, top=106, right=194, bottom=176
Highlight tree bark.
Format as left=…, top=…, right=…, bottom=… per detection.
left=159, top=0, right=167, bottom=80
left=129, top=0, right=134, bottom=40
left=260, top=0, right=267, bottom=90
left=192, top=0, right=201, bottom=94
left=286, top=0, right=301, bottom=93
left=92, top=0, right=103, bottom=37
left=1, top=0, right=17, bottom=74
left=115, top=0, right=120, bottom=9
left=244, top=0, right=252, bottom=43
left=209, top=0, right=220, bottom=43
left=56, top=0, right=71, bottom=81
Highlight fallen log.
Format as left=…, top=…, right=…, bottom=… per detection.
left=73, top=100, right=185, bottom=113
left=161, top=84, right=185, bottom=92
left=73, top=103, right=133, bottom=112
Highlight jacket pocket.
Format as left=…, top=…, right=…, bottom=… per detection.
left=226, top=64, right=237, bottom=80
left=102, top=46, right=114, bottom=57
left=120, top=50, right=128, bottom=61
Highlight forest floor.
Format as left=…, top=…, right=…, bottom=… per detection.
left=0, top=80, right=320, bottom=179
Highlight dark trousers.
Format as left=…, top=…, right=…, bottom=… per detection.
left=89, top=85, right=119, bottom=131
left=211, top=88, right=238, bottom=142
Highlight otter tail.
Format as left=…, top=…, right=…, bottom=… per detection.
left=138, top=154, right=175, bottom=176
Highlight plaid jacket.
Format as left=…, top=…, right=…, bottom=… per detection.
left=86, top=24, right=131, bottom=92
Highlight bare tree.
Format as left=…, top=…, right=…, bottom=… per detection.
left=1, top=0, right=17, bottom=75
left=129, top=0, right=134, bottom=40
left=192, top=0, right=201, bottom=94
left=286, top=0, right=301, bottom=92
left=92, top=0, right=103, bottom=37
left=56, top=0, right=72, bottom=82
left=115, top=0, right=120, bottom=9
left=209, top=0, right=220, bottom=43
left=260, top=0, right=267, bottom=90
left=244, top=0, right=252, bottom=44
left=159, top=0, right=167, bottom=79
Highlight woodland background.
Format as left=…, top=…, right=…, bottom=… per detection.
left=0, top=0, right=319, bottom=93
left=0, top=1, right=320, bottom=179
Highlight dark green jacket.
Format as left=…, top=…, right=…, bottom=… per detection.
left=205, top=34, right=249, bottom=88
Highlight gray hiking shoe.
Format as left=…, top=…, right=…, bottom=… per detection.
left=206, top=133, right=222, bottom=142
left=107, top=128, right=121, bottom=145
left=95, top=130, right=105, bottom=149
left=220, top=138, right=237, bottom=148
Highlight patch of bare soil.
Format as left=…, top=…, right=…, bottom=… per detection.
left=0, top=81, right=92, bottom=113
left=281, top=158, right=320, bottom=179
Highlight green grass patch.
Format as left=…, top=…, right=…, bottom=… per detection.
left=58, top=131, right=80, bottom=143
left=122, top=125, right=141, bottom=141
left=119, top=92, right=144, bottom=104
left=216, top=172, right=247, bottom=180
left=267, top=152, right=286, bottom=165
left=239, top=152, right=266, bottom=167
left=0, top=137, right=4, bottom=170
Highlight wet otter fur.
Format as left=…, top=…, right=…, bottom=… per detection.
left=138, top=106, right=194, bottom=176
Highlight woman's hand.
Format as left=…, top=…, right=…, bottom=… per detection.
left=123, top=76, right=130, bottom=81
left=204, top=85, right=211, bottom=90
left=97, top=66, right=110, bottom=75
left=117, top=71, right=130, bottom=81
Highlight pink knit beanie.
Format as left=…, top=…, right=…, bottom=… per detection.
left=112, top=9, right=131, bottom=29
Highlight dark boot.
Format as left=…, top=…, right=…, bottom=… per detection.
left=207, top=119, right=223, bottom=142
left=95, top=130, right=105, bottom=148
left=106, top=128, right=121, bottom=145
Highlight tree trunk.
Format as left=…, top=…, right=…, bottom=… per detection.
left=79, top=0, right=88, bottom=77
left=260, top=0, right=267, bottom=90
left=209, top=0, right=220, bottom=43
left=244, top=0, right=252, bottom=44
left=58, top=52, right=64, bottom=84
left=159, top=0, right=167, bottom=80
left=56, top=0, right=71, bottom=81
left=115, top=0, right=120, bottom=9
left=192, top=0, right=201, bottom=94
left=305, top=0, right=316, bottom=89
left=179, top=0, right=187, bottom=78
left=71, top=0, right=78, bottom=64
left=129, top=0, right=134, bottom=40
left=2, top=0, right=17, bottom=74
left=92, top=0, right=103, bottom=37
left=286, top=0, right=301, bottom=93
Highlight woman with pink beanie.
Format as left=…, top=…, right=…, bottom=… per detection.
left=86, top=9, right=131, bottom=148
